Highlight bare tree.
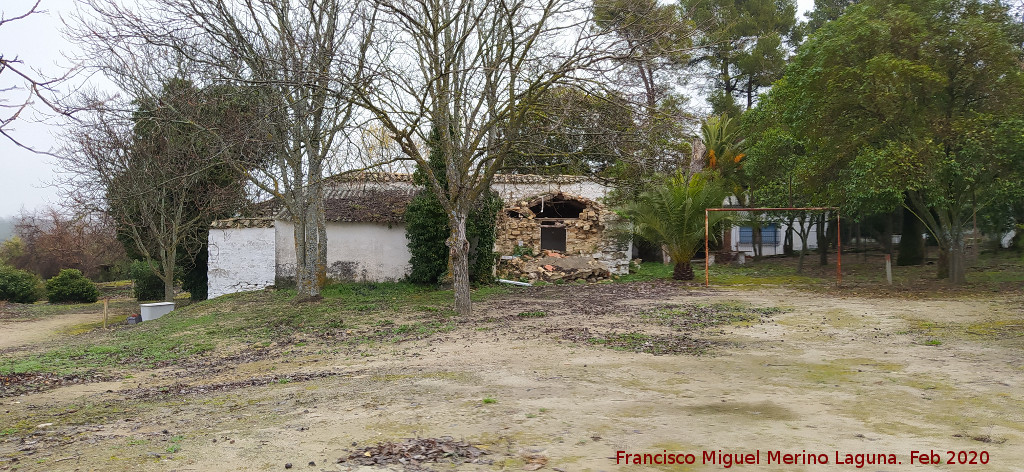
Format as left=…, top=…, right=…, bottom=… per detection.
left=1, top=0, right=73, bottom=150
left=7, top=206, right=127, bottom=280
left=57, top=82, right=248, bottom=301
left=353, top=0, right=610, bottom=315
left=70, top=0, right=382, bottom=298
left=593, top=0, right=692, bottom=113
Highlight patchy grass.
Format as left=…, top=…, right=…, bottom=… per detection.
left=638, top=302, right=784, bottom=329
left=362, top=321, right=457, bottom=343
left=621, top=251, right=1024, bottom=296
left=706, top=263, right=822, bottom=286
left=0, top=312, right=220, bottom=375
left=564, top=301, right=782, bottom=356
left=517, top=310, right=547, bottom=318
left=617, top=261, right=821, bottom=287
left=904, top=316, right=1024, bottom=349
left=0, top=298, right=139, bottom=321
left=616, top=262, right=674, bottom=283
left=0, top=281, right=507, bottom=386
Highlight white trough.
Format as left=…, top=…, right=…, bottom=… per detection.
left=140, top=302, right=175, bottom=321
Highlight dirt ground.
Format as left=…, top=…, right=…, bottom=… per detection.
left=3, top=283, right=1024, bottom=471
left=0, top=312, right=109, bottom=351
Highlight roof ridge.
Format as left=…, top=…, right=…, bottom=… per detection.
left=323, top=171, right=607, bottom=183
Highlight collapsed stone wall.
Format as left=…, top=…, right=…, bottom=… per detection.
left=495, top=192, right=630, bottom=280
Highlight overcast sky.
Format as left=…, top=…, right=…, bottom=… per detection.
left=0, top=0, right=817, bottom=217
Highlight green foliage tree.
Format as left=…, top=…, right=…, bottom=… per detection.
left=761, top=0, right=1024, bottom=283
left=617, top=173, right=729, bottom=280
left=682, top=0, right=799, bottom=112
left=700, top=114, right=747, bottom=197
left=742, top=91, right=834, bottom=271
left=0, top=265, right=41, bottom=304
left=590, top=0, right=696, bottom=199
left=406, top=129, right=502, bottom=285
left=45, top=269, right=99, bottom=304
left=120, top=80, right=253, bottom=301
left=897, top=205, right=925, bottom=266
left=63, top=79, right=255, bottom=302
left=805, top=0, right=860, bottom=34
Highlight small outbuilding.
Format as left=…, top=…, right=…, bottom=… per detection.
left=207, top=173, right=630, bottom=298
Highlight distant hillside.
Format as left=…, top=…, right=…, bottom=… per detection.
left=0, top=216, right=14, bottom=242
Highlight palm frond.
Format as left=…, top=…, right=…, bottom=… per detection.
left=618, top=173, right=729, bottom=264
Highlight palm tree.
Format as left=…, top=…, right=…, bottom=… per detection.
left=700, top=114, right=746, bottom=183
left=701, top=113, right=751, bottom=255
left=619, top=173, right=729, bottom=280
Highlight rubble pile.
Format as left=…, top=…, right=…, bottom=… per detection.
left=497, top=250, right=612, bottom=283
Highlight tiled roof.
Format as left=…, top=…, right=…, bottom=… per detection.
left=325, top=171, right=602, bottom=185
left=323, top=188, right=417, bottom=223
left=210, top=217, right=275, bottom=229
left=216, top=173, right=607, bottom=226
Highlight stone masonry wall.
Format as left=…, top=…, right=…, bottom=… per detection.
left=496, top=192, right=630, bottom=275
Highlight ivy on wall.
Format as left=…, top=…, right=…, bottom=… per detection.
left=405, top=128, right=502, bottom=284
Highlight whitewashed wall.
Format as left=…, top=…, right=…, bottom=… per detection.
left=492, top=180, right=611, bottom=203
left=275, top=220, right=412, bottom=283
left=208, top=226, right=277, bottom=298
left=729, top=221, right=820, bottom=256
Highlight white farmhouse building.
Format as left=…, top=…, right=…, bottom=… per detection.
left=207, top=173, right=630, bottom=298
left=727, top=220, right=822, bottom=257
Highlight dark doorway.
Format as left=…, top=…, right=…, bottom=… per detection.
left=540, top=226, right=567, bottom=252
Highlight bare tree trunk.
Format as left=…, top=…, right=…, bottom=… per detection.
left=673, top=260, right=694, bottom=280
left=936, top=244, right=949, bottom=279
left=948, top=242, right=966, bottom=284
left=796, top=213, right=811, bottom=273
left=448, top=211, right=472, bottom=316
left=297, top=188, right=323, bottom=299
left=753, top=225, right=762, bottom=259
left=293, top=198, right=308, bottom=292
left=784, top=216, right=794, bottom=256
left=818, top=213, right=828, bottom=266
left=881, top=212, right=893, bottom=256
left=857, top=222, right=865, bottom=261
left=797, top=235, right=807, bottom=273
left=316, top=195, right=328, bottom=289
left=905, top=192, right=968, bottom=284
left=160, top=247, right=176, bottom=302
left=945, top=214, right=967, bottom=284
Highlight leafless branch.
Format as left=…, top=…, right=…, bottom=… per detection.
left=1, top=0, right=78, bottom=150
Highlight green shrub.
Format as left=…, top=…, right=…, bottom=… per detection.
left=45, top=269, right=99, bottom=304
left=0, top=265, right=42, bottom=303
left=129, top=260, right=165, bottom=301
